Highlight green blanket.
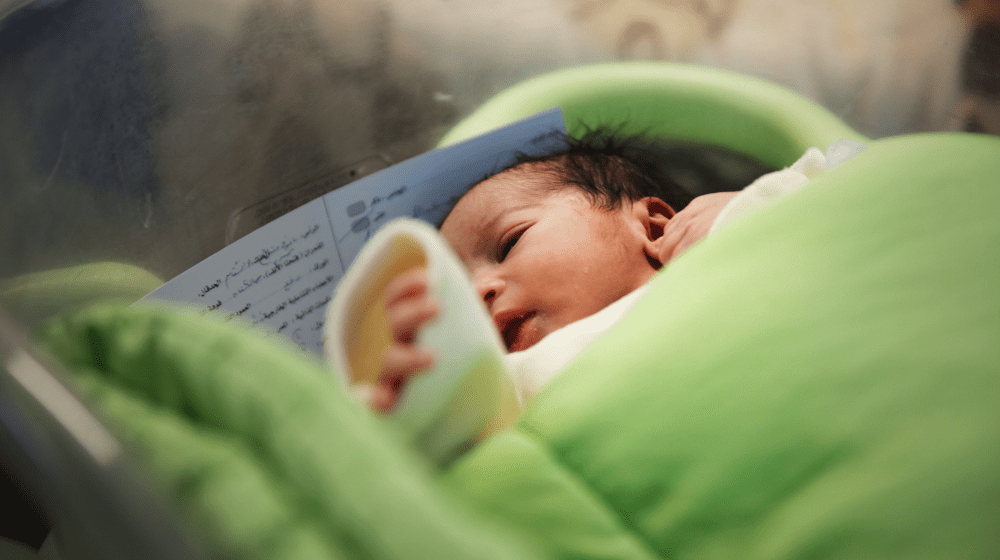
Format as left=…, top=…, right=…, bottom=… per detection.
left=445, top=133, right=1000, bottom=559
left=37, top=305, right=542, bottom=560
left=37, top=133, right=1000, bottom=559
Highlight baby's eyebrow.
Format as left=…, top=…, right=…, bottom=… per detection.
left=481, top=203, right=534, bottom=237
left=464, top=202, right=534, bottom=258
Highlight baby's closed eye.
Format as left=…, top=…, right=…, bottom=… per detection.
left=498, top=227, right=527, bottom=262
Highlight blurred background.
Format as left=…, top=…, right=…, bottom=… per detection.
left=1, top=0, right=998, bottom=555
left=1, top=0, right=997, bottom=287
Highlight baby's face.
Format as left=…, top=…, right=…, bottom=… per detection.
left=440, top=165, right=660, bottom=352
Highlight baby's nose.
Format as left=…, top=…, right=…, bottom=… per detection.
left=475, top=275, right=505, bottom=306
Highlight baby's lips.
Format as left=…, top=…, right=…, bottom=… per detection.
left=504, top=311, right=541, bottom=352
left=492, top=307, right=520, bottom=349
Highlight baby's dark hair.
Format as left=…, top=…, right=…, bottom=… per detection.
left=504, top=127, right=696, bottom=212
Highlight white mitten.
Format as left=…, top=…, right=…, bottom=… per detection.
left=324, top=218, right=519, bottom=464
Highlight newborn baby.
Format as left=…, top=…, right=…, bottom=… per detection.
left=371, top=132, right=847, bottom=411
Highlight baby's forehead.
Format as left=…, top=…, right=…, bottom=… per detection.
left=465, top=162, right=566, bottom=204
left=439, top=163, right=564, bottom=234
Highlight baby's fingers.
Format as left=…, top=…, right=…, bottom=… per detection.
left=385, top=268, right=432, bottom=306
left=381, top=344, right=435, bottom=378
left=658, top=218, right=699, bottom=263
left=386, top=291, right=438, bottom=343
left=374, top=345, right=435, bottom=411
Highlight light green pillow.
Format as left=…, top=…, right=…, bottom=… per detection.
left=1, top=262, right=162, bottom=327
left=439, top=62, right=864, bottom=170
left=444, top=133, right=1000, bottom=559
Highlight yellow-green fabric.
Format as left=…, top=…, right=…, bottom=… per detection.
left=445, top=133, right=1000, bottom=559
left=36, top=304, right=543, bottom=560
left=439, top=62, right=865, bottom=169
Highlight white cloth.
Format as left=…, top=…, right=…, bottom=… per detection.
left=709, top=147, right=825, bottom=233
left=507, top=141, right=865, bottom=402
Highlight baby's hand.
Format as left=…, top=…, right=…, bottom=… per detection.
left=372, top=267, right=438, bottom=412
left=658, top=191, right=739, bottom=263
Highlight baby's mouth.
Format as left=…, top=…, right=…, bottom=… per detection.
left=501, top=311, right=537, bottom=352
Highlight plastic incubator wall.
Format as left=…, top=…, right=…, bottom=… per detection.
left=1, top=0, right=998, bottom=555
left=0, top=0, right=992, bottom=286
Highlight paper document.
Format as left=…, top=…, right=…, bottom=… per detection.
left=142, top=108, right=567, bottom=355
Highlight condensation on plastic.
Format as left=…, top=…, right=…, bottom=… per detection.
left=0, top=2, right=973, bottom=555
left=0, top=0, right=604, bottom=283
left=0, top=0, right=967, bottom=283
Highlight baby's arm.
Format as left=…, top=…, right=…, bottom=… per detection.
left=372, top=268, right=438, bottom=412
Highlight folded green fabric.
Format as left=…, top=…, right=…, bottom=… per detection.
left=37, top=304, right=543, bottom=560
left=445, top=133, right=1000, bottom=559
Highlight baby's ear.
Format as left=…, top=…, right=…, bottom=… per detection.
left=632, top=197, right=675, bottom=267
left=633, top=197, right=675, bottom=240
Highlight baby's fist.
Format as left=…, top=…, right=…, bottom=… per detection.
left=658, top=191, right=738, bottom=263
left=372, top=267, right=438, bottom=411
